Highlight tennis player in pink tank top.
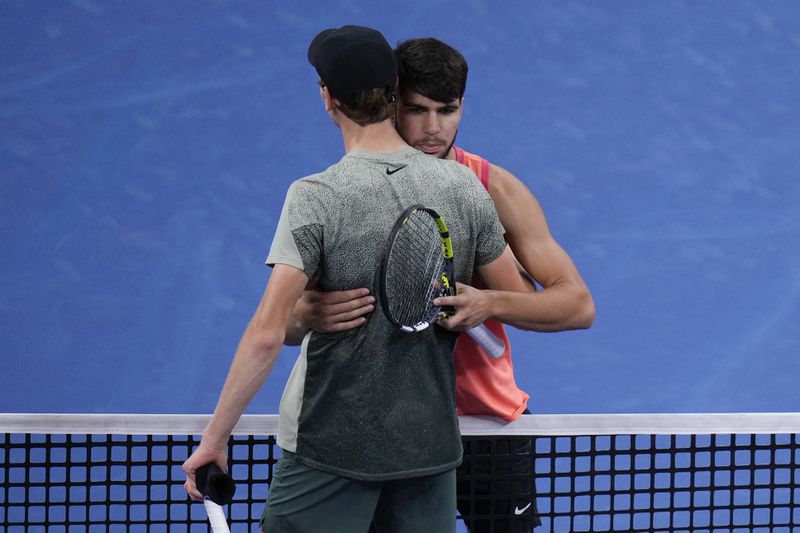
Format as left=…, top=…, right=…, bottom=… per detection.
left=287, top=38, right=594, bottom=532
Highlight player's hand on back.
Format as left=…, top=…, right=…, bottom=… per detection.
left=434, top=283, right=490, bottom=331
left=298, top=288, right=375, bottom=333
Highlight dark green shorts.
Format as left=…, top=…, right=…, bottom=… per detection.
left=260, top=452, right=456, bottom=532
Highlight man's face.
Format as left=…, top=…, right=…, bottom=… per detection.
left=395, top=90, right=463, bottom=159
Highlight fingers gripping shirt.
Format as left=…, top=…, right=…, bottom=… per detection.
left=265, top=147, right=507, bottom=480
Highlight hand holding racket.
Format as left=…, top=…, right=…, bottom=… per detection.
left=195, top=463, right=236, bottom=533
left=379, top=205, right=506, bottom=358
left=433, top=282, right=494, bottom=329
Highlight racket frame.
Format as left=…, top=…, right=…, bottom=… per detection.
left=379, top=204, right=507, bottom=358
left=379, top=205, right=455, bottom=332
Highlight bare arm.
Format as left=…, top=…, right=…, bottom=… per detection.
left=436, top=165, right=594, bottom=332
left=489, top=164, right=594, bottom=330
left=182, top=264, right=309, bottom=499
left=435, top=245, right=535, bottom=329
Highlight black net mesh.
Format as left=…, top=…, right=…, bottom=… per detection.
left=2, top=420, right=798, bottom=532
left=1, top=432, right=276, bottom=532
left=457, top=432, right=799, bottom=532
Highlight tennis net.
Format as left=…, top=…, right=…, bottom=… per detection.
left=1, top=413, right=798, bottom=532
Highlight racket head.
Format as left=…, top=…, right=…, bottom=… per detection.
left=379, top=205, right=456, bottom=332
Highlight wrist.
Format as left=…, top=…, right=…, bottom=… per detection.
left=201, top=427, right=230, bottom=451
left=482, top=290, right=500, bottom=322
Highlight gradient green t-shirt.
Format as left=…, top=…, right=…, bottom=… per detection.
left=267, top=146, right=506, bottom=481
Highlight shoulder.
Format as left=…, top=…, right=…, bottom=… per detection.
left=288, top=172, right=327, bottom=198
left=483, top=162, right=552, bottom=244
left=285, top=170, right=344, bottom=218
left=486, top=163, right=539, bottom=203
left=487, top=162, right=517, bottom=188
left=293, top=156, right=357, bottom=192
left=411, top=151, right=477, bottom=182
left=295, top=153, right=359, bottom=186
left=453, top=146, right=488, bottom=164
left=449, top=147, right=535, bottom=201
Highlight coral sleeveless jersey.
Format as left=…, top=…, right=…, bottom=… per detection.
left=452, top=146, right=530, bottom=421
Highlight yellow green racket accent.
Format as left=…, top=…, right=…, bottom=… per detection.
left=379, top=205, right=506, bottom=357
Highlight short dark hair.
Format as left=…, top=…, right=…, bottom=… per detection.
left=334, top=86, right=396, bottom=126
left=395, top=38, right=468, bottom=103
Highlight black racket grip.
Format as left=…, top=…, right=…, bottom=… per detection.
left=195, top=463, right=236, bottom=505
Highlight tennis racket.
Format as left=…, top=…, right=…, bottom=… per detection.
left=379, top=204, right=506, bottom=358
left=195, top=463, right=236, bottom=533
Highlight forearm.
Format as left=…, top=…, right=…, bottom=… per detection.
left=484, top=281, right=594, bottom=332
left=284, top=287, right=375, bottom=345
left=203, top=332, right=281, bottom=447
left=203, top=324, right=284, bottom=448
left=202, top=264, right=308, bottom=448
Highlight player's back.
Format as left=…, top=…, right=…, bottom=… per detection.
left=269, top=146, right=506, bottom=481
left=292, top=147, right=496, bottom=290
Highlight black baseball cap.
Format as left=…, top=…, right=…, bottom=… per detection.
left=308, top=25, right=397, bottom=106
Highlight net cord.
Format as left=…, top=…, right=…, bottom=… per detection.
left=2, top=412, right=800, bottom=436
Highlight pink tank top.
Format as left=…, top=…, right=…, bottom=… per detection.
left=452, top=146, right=530, bottom=421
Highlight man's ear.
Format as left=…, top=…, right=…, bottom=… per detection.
left=320, top=85, right=338, bottom=112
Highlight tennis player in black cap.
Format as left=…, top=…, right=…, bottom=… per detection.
left=182, top=24, right=532, bottom=532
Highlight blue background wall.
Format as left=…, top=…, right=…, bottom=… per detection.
left=2, top=1, right=799, bottom=415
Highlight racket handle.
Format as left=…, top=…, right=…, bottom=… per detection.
left=466, top=324, right=506, bottom=358
left=204, top=499, right=231, bottom=533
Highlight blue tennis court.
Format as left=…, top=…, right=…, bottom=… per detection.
left=3, top=1, right=799, bottom=415
left=2, top=1, right=799, bottom=531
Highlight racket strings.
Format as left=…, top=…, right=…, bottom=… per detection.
left=385, top=211, right=445, bottom=326
left=387, top=230, right=439, bottom=321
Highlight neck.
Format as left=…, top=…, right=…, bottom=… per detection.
left=339, top=118, right=410, bottom=154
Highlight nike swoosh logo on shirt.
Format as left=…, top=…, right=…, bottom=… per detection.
left=385, top=165, right=407, bottom=175
left=514, top=502, right=532, bottom=515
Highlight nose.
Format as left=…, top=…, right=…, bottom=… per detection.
left=423, top=112, right=440, bottom=135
